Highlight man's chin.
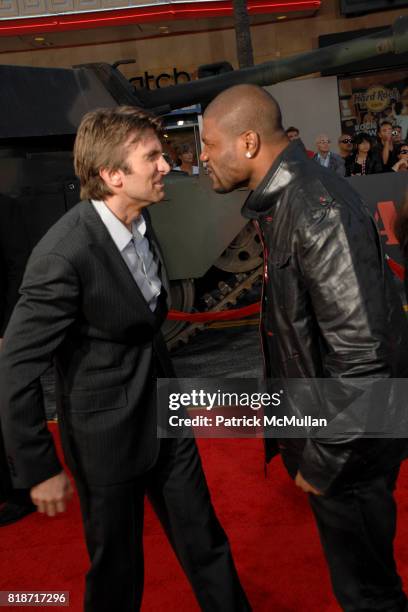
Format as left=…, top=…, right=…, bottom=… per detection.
left=155, top=187, right=166, bottom=200
left=212, top=182, right=236, bottom=194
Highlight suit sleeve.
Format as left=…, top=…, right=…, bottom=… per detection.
left=296, top=194, right=391, bottom=492
left=0, top=252, right=79, bottom=488
left=0, top=195, right=31, bottom=336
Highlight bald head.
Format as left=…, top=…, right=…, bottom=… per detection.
left=204, top=84, right=284, bottom=142
left=201, top=84, right=289, bottom=193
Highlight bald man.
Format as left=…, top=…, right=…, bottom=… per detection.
left=313, top=133, right=345, bottom=176
left=201, top=84, right=408, bottom=612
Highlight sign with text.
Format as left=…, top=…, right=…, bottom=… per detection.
left=338, top=68, right=408, bottom=138
left=157, top=378, right=408, bottom=439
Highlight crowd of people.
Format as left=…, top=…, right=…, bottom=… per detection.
left=285, top=121, right=408, bottom=176
left=160, top=114, right=408, bottom=181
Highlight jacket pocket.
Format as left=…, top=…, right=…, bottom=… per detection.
left=63, top=386, right=127, bottom=413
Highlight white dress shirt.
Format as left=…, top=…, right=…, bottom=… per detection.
left=92, top=200, right=161, bottom=311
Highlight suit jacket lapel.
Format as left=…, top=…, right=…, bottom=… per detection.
left=142, top=208, right=170, bottom=306
left=79, top=200, right=158, bottom=321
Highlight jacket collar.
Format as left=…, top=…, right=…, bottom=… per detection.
left=242, top=140, right=309, bottom=219
left=78, top=200, right=168, bottom=318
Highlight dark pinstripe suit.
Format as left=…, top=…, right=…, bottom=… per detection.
left=0, top=201, right=250, bottom=612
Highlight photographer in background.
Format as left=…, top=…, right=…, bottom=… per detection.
left=392, top=143, right=408, bottom=173
left=337, top=133, right=353, bottom=160
left=376, top=121, right=399, bottom=171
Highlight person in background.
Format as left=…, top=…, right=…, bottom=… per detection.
left=313, top=134, right=345, bottom=176
left=392, top=125, right=403, bottom=146
left=375, top=121, right=398, bottom=171
left=345, top=132, right=382, bottom=176
left=174, top=143, right=199, bottom=175
left=285, top=127, right=314, bottom=158
left=337, top=133, right=353, bottom=160
left=392, top=99, right=408, bottom=141
left=285, top=126, right=300, bottom=141
left=392, top=143, right=408, bottom=172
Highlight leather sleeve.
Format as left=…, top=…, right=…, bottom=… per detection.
left=295, top=189, right=392, bottom=492
left=0, top=252, right=79, bottom=488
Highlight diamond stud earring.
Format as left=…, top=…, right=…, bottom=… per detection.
left=245, top=152, right=252, bottom=158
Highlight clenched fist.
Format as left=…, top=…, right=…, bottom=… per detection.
left=295, top=471, right=323, bottom=496
left=31, top=471, right=74, bottom=517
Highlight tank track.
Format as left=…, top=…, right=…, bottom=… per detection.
left=167, top=265, right=263, bottom=351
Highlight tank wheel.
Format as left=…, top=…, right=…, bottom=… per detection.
left=214, top=223, right=263, bottom=273
left=162, top=279, right=196, bottom=344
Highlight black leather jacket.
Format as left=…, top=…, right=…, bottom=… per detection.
left=242, top=141, right=408, bottom=493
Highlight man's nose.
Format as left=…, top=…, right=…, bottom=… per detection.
left=200, top=150, right=208, bottom=162
left=159, top=155, right=171, bottom=174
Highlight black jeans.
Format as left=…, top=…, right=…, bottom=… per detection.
left=309, top=465, right=407, bottom=612
left=76, top=437, right=250, bottom=612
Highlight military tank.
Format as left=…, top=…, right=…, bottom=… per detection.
left=0, top=16, right=407, bottom=347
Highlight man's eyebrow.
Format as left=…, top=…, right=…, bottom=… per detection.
left=144, top=148, right=162, bottom=158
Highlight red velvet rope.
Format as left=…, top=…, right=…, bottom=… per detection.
left=167, top=302, right=260, bottom=322
left=166, top=257, right=405, bottom=323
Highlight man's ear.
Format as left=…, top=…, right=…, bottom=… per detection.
left=99, top=167, right=123, bottom=190
left=239, top=130, right=260, bottom=159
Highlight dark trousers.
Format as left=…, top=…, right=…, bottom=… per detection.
left=76, top=437, right=250, bottom=612
left=309, top=465, right=407, bottom=612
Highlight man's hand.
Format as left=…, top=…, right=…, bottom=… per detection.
left=295, top=471, right=323, bottom=496
left=30, top=471, right=74, bottom=516
left=393, top=159, right=408, bottom=172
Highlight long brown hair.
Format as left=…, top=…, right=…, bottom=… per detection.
left=394, top=190, right=408, bottom=258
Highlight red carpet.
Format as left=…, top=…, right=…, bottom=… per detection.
left=1, top=425, right=408, bottom=611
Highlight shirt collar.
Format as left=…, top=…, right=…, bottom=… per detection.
left=92, top=200, right=146, bottom=252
